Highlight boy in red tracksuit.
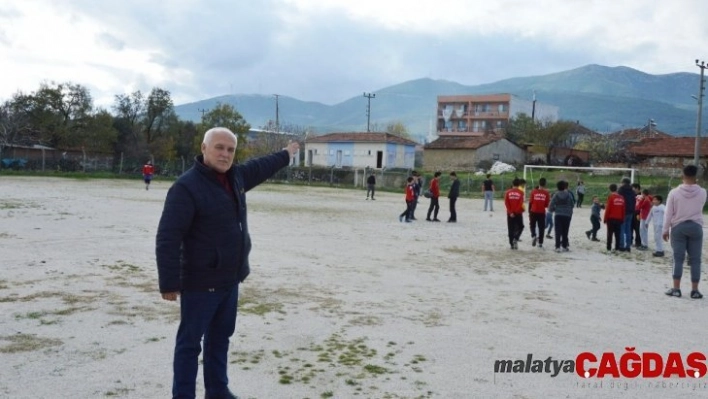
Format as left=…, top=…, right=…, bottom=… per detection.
left=604, top=183, right=626, bottom=251
left=505, top=178, right=525, bottom=250
left=426, top=171, right=442, bottom=222
left=142, top=160, right=154, bottom=190
left=637, top=189, right=653, bottom=251
left=399, top=177, right=416, bottom=223
left=528, top=178, right=551, bottom=249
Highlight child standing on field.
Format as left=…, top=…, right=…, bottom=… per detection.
left=528, top=178, right=550, bottom=249
left=585, top=196, right=603, bottom=241
left=604, top=183, right=626, bottom=252
left=505, top=178, right=525, bottom=250
left=646, top=195, right=666, bottom=257
left=637, top=189, right=653, bottom=251
left=399, top=177, right=416, bottom=223
left=545, top=211, right=554, bottom=239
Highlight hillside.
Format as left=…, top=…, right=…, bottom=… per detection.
left=174, top=64, right=702, bottom=139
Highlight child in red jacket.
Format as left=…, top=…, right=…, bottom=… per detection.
left=637, top=189, right=653, bottom=251
left=505, top=178, right=525, bottom=249
left=399, top=177, right=416, bottom=223
left=604, top=183, right=626, bottom=252
left=528, top=178, right=551, bottom=249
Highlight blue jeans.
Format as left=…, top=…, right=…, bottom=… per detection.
left=173, top=284, right=239, bottom=399
left=621, top=214, right=634, bottom=249
left=671, top=221, right=704, bottom=283
left=484, top=191, right=494, bottom=211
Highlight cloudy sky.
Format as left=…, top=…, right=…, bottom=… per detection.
left=1, top=0, right=707, bottom=108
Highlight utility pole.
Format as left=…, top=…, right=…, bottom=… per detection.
left=273, top=94, right=280, bottom=133
left=363, top=92, right=375, bottom=132
left=695, top=60, right=706, bottom=167
left=197, top=108, right=209, bottom=119
left=531, top=90, right=536, bottom=121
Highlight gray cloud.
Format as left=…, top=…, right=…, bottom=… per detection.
left=95, top=32, right=125, bottom=51
left=0, top=6, right=21, bottom=19
left=35, top=0, right=699, bottom=107
left=0, top=29, right=10, bottom=47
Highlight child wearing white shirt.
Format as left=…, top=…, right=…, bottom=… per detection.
left=646, top=195, right=666, bottom=257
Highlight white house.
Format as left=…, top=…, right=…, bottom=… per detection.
left=305, top=132, right=418, bottom=169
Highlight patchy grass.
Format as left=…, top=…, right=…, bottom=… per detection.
left=14, top=306, right=93, bottom=324
left=0, top=333, right=63, bottom=353
left=0, top=200, right=24, bottom=209
left=233, top=332, right=433, bottom=398
left=237, top=295, right=285, bottom=316
left=363, top=364, right=389, bottom=375
left=104, top=380, right=134, bottom=397
left=442, top=246, right=474, bottom=255
left=103, top=260, right=142, bottom=274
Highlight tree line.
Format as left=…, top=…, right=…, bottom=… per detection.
left=0, top=81, right=307, bottom=169
left=505, top=113, right=627, bottom=165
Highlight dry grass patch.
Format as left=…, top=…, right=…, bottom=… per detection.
left=0, top=333, right=63, bottom=353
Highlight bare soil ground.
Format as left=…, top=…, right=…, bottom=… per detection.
left=1, top=176, right=707, bottom=399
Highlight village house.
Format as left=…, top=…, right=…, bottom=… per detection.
left=626, top=137, right=708, bottom=176
left=423, top=135, right=525, bottom=170
left=304, top=132, right=417, bottom=169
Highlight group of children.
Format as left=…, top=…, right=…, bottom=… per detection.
left=600, top=183, right=666, bottom=256
left=505, top=177, right=577, bottom=252
left=503, top=176, right=668, bottom=256
left=399, top=171, right=460, bottom=223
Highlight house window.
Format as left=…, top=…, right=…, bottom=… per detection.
left=368, top=150, right=371, bottom=155
left=344, top=151, right=351, bottom=156
left=314, top=149, right=318, bottom=155
left=498, top=104, right=507, bottom=113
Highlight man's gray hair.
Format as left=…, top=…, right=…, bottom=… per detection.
left=203, top=127, right=238, bottom=145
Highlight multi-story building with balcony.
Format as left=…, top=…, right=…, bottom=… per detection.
left=437, top=93, right=559, bottom=136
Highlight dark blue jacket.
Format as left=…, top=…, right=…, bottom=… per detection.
left=448, top=179, right=460, bottom=198
left=617, top=184, right=636, bottom=215
left=156, top=151, right=290, bottom=292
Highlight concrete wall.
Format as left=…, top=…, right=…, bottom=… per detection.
left=423, top=140, right=524, bottom=171
left=475, top=139, right=525, bottom=165
left=423, top=149, right=478, bottom=171
left=305, top=142, right=415, bottom=169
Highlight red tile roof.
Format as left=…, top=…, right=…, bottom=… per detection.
left=608, top=128, right=672, bottom=142
left=627, top=137, right=708, bottom=157
left=305, top=132, right=418, bottom=146
left=424, top=135, right=507, bottom=150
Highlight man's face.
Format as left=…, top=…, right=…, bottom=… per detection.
left=201, top=132, right=237, bottom=173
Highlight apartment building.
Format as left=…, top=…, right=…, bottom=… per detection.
left=437, top=93, right=559, bottom=136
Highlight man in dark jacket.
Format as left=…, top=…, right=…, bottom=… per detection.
left=156, top=127, right=298, bottom=399
left=617, top=178, right=636, bottom=251
left=448, top=171, right=460, bottom=222
left=366, top=172, right=376, bottom=200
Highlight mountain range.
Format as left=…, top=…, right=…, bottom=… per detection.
left=174, top=64, right=704, bottom=142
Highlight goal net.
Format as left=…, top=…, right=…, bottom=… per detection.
left=522, top=165, right=636, bottom=200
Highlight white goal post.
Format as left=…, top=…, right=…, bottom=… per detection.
left=522, top=165, right=636, bottom=198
